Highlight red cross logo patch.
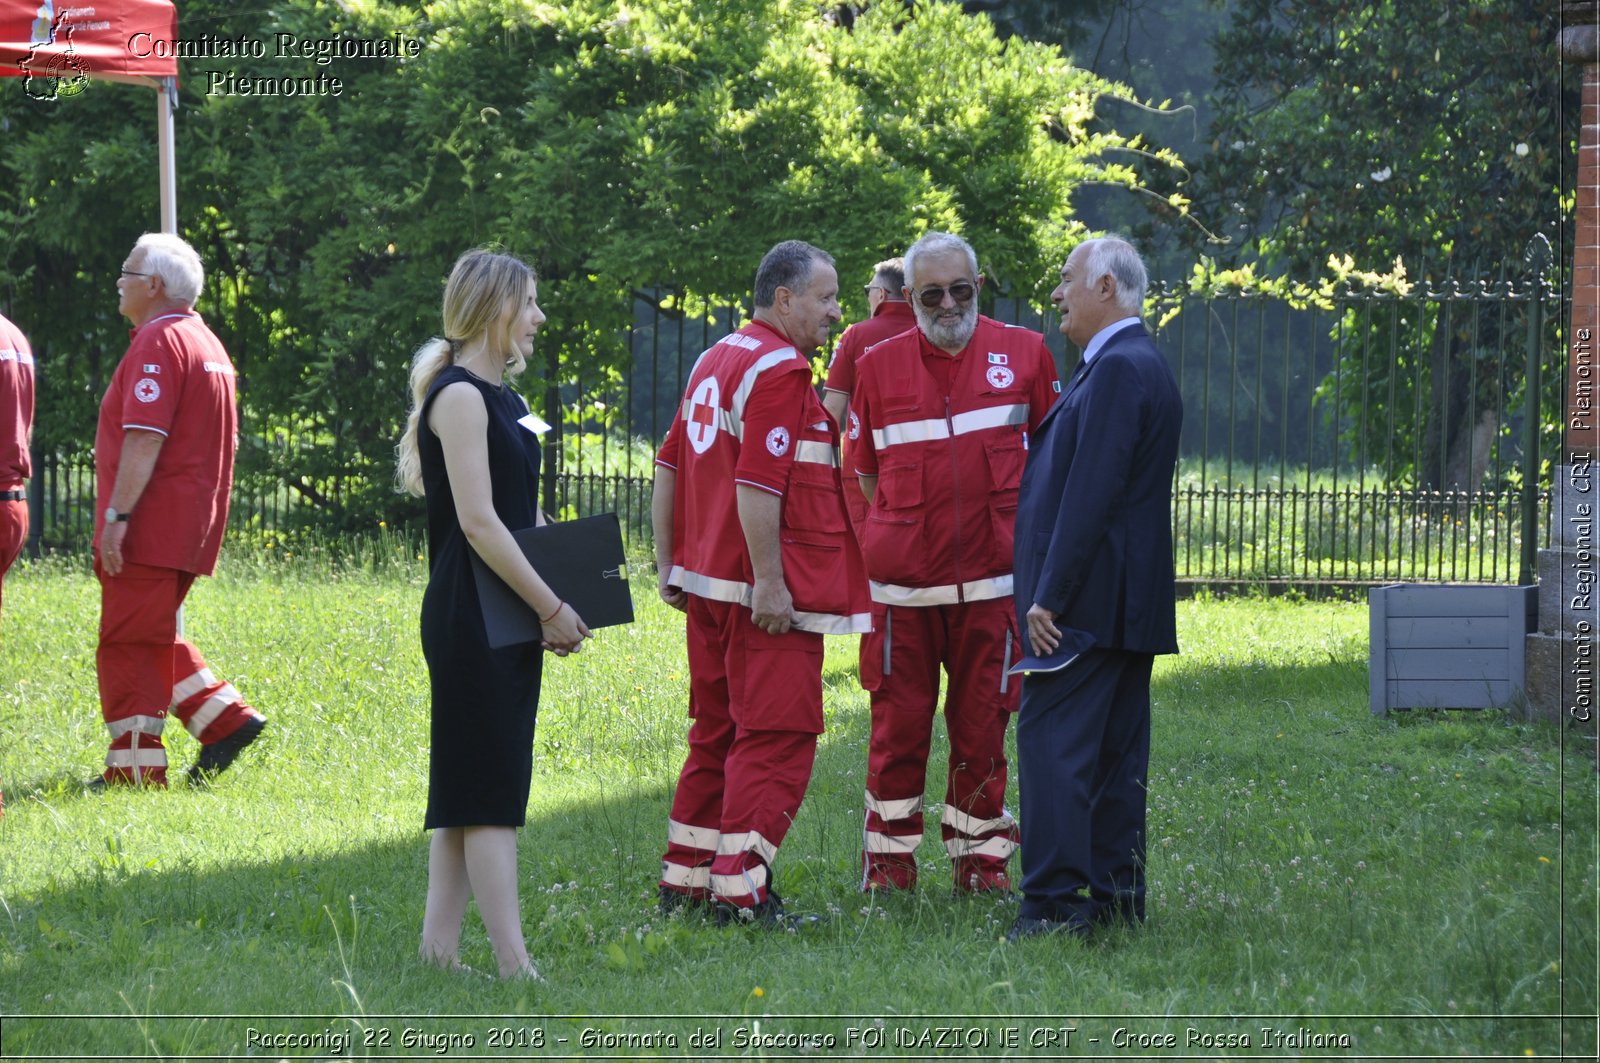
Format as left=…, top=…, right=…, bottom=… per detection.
left=686, top=377, right=722, bottom=455
left=986, top=365, right=1015, bottom=390
left=765, top=426, right=791, bottom=457
left=134, top=378, right=161, bottom=404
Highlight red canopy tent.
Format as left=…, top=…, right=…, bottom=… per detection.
left=0, top=0, right=181, bottom=233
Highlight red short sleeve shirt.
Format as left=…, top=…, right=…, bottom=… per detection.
left=0, top=314, right=34, bottom=488
left=823, top=300, right=918, bottom=398
left=95, top=312, right=238, bottom=575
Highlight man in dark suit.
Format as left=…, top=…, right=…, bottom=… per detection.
left=1008, top=235, right=1182, bottom=941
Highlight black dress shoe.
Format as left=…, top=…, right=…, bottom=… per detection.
left=187, top=716, right=266, bottom=784
left=713, top=889, right=825, bottom=930
left=84, top=774, right=166, bottom=791
left=952, top=885, right=1021, bottom=903
left=658, top=886, right=708, bottom=916
left=1006, top=915, right=1090, bottom=943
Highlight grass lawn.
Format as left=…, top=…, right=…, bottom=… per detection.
left=0, top=549, right=1594, bottom=1060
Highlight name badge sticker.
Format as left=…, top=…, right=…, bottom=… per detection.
left=518, top=412, right=552, bottom=435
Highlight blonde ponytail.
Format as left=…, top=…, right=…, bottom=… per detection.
left=395, top=249, right=536, bottom=497
left=395, top=337, right=454, bottom=497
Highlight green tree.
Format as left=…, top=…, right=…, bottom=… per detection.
left=1192, top=0, right=1575, bottom=490
left=974, top=0, right=1231, bottom=271
left=1, top=0, right=1182, bottom=530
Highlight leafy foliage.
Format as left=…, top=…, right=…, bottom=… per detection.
left=1200, top=0, right=1570, bottom=271
left=0, top=0, right=1183, bottom=528
left=1188, top=0, right=1575, bottom=488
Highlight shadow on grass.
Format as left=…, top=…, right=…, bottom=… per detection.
left=0, top=690, right=1040, bottom=1059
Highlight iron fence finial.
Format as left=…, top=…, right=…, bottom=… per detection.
left=1523, top=233, right=1554, bottom=280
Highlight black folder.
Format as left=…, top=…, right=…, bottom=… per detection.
left=468, top=513, right=635, bottom=648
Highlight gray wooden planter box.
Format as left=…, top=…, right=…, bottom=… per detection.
left=1369, top=584, right=1538, bottom=716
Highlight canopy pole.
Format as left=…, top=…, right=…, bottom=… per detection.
left=157, top=73, right=180, bottom=641
left=157, top=76, right=176, bottom=234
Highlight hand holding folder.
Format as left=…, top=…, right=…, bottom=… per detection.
left=469, top=513, right=636, bottom=649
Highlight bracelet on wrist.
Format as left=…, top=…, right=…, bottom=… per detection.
left=538, top=601, right=565, bottom=624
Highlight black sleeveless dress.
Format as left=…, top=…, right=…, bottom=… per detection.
left=418, top=365, right=544, bottom=829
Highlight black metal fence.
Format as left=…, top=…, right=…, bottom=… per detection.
left=26, top=268, right=1567, bottom=587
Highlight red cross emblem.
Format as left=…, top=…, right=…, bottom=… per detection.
left=133, top=377, right=161, bottom=404
left=686, top=376, right=722, bottom=454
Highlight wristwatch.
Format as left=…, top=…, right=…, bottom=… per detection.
left=104, top=506, right=131, bottom=524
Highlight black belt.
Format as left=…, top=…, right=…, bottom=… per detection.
left=0, top=490, right=24, bottom=501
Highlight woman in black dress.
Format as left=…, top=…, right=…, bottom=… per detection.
left=396, top=250, right=589, bottom=979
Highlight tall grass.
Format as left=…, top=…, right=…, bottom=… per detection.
left=0, top=550, right=1592, bottom=1060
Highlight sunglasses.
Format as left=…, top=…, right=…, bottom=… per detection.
left=913, top=281, right=976, bottom=308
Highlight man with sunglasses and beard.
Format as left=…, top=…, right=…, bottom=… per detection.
left=847, top=231, right=1059, bottom=895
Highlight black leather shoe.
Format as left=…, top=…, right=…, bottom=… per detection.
left=187, top=717, right=266, bottom=784
left=713, top=889, right=825, bottom=930
left=952, top=886, right=1021, bottom=903
left=658, top=886, right=708, bottom=917
left=84, top=775, right=166, bottom=791
left=1006, top=915, right=1090, bottom=943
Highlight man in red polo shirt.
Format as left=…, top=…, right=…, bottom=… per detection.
left=822, top=257, right=917, bottom=536
left=0, top=311, right=34, bottom=622
left=92, top=233, right=265, bottom=789
left=653, top=240, right=869, bottom=926
left=849, top=231, right=1059, bottom=893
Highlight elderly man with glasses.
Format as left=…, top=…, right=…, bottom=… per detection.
left=90, top=233, right=266, bottom=789
left=846, top=231, right=1060, bottom=894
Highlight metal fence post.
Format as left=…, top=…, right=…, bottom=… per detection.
left=1521, top=235, right=1553, bottom=586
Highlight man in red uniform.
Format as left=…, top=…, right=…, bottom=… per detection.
left=653, top=240, right=869, bottom=925
left=822, top=258, right=917, bottom=536
left=91, top=233, right=265, bottom=789
left=0, top=311, right=34, bottom=622
left=849, top=230, right=1060, bottom=893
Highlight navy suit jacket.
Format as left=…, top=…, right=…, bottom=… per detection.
left=1013, top=323, right=1182, bottom=654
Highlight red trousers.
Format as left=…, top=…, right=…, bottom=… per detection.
left=859, top=596, right=1021, bottom=890
left=660, top=596, right=823, bottom=908
left=0, top=497, right=26, bottom=619
left=96, top=561, right=261, bottom=786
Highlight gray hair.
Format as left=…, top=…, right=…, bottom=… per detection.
left=904, top=232, right=978, bottom=290
left=872, top=257, right=906, bottom=295
left=753, top=240, right=834, bottom=308
left=133, top=232, right=205, bottom=306
left=1077, top=235, right=1147, bottom=314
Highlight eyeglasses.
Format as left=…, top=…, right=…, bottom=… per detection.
left=119, top=269, right=154, bottom=279
left=913, top=281, right=976, bottom=308
left=864, top=284, right=890, bottom=297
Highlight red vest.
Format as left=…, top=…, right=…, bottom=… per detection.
left=656, top=321, right=870, bottom=634
left=850, top=315, right=1058, bottom=605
